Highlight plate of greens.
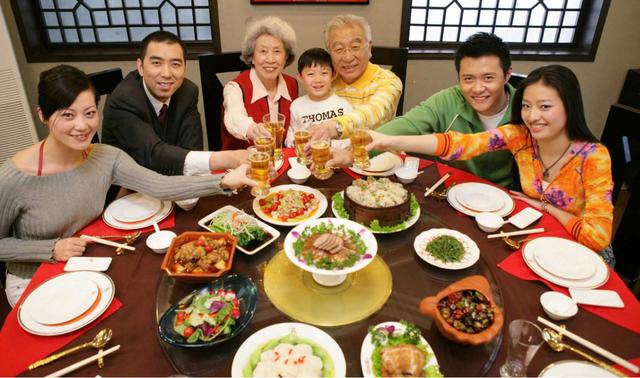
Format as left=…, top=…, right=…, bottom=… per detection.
left=198, top=205, right=280, bottom=255
left=413, top=228, right=480, bottom=270
left=360, top=320, right=442, bottom=377
left=157, top=274, right=258, bottom=348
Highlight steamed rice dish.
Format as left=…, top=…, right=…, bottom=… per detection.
left=252, top=343, right=323, bottom=377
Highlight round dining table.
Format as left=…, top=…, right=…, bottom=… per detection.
left=20, top=164, right=640, bottom=377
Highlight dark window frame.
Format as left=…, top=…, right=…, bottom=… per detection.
left=10, top=0, right=221, bottom=62
left=400, top=0, right=611, bottom=61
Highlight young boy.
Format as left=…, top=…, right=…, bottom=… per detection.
left=284, top=48, right=352, bottom=148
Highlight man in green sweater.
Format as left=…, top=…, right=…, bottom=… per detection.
left=376, top=32, right=517, bottom=188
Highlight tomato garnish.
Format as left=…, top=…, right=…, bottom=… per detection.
left=183, top=326, right=194, bottom=338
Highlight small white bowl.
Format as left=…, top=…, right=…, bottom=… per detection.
left=146, top=230, right=177, bottom=254
left=287, top=167, right=311, bottom=184
left=475, top=212, right=505, bottom=233
left=394, top=167, right=418, bottom=184
left=540, top=291, right=578, bottom=320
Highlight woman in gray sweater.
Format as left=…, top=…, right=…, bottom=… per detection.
left=0, top=65, right=255, bottom=306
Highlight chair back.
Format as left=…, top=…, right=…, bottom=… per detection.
left=508, top=73, right=527, bottom=88
left=601, top=103, right=640, bottom=286
left=88, top=68, right=123, bottom=143
left=198, top=52, right=249, bottom=151
left=89, top=68, right=123, bottom=97
left=371, top=46, right=409, bottom=116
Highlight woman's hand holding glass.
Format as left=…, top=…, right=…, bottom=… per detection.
left=246, top=122, right=272, bottom=142
left=53, top=237, right=87, bottom=261
left=221, top=164, right=257, bottom=191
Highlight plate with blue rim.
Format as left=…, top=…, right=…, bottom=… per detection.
left=157, top=274, right=258, bottom=348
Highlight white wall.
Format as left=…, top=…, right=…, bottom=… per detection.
left=2, top=0, right=640, bottom=141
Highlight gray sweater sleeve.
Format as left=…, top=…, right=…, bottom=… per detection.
left=109, top=146, right=231, bottom=200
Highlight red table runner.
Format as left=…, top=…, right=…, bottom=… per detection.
left=434, top=162, right=640, bottom=334
left=0, top=263, right=123, bottom=376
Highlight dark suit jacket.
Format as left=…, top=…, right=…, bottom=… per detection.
left=102, top=70, right=203, bottom=176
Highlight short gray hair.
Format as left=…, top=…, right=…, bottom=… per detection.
left=324, top=14, right=372, bottom=48
left=240, top=16, right=297, bottom=67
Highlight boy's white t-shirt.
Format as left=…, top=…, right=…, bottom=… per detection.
left=285, top=93, right=353, bottom=148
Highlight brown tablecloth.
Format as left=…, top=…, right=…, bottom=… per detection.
left=10, top=165, right=639, bottom=376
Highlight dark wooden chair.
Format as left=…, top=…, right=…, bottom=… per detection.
left=88, top=68, right=123, bottom=206
left=198, top=52, right=249, bottom=152
left=600, top=103, right=640, bottom=294
left=508, top=73, right=527, bottom=88
left=371, top=46, right=409, bottom=116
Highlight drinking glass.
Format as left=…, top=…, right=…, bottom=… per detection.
left=248, top=147, right=270, bottom=197
left=499, top=319, right=544, bottom=377
left=311, top=138, right=332, bottom=180
left=350, top=123, right=371, bottom=169
left=254, top=136, right=276, bottom=179
left=263, top=113, right=285, bottom=161
left=294, top=129, right=311, bottom=165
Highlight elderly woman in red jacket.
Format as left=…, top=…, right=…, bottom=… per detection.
left=221, top=16, right=298, bottom=150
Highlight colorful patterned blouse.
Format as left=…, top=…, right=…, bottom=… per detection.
left=434, top=124, right=613, bottom=252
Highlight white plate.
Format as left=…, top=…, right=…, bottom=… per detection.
left=331, top=191, right=420, bottom=234
left=274, top=157, right=284, bottom=171
left=455, top=185, right=504, bottom=212
left=104, top=198, right=173, bottom=230
left=252, top=184, right=328, bottom=226
left=64, top=257, right=112, bottom=272
left=284, top=217, right=377, bottom=276
left=414, top=228, right=480, bottom=270
left=231, top=322, right=346, bottom=378
left=18, top=272, right=115, bottom=336
left=197, top=205, right=280, bottom=255
left=522, top=237, right=610, bottom=289
left=25, top=274, right=99, bottom=325
left=361, top=321, right=440, bottom=378
left=109, top=193, right=162, bottom=223
left=533, top=245, right=596, bottom=280
left=447, top=182, right=515, bottom=217
left=349, top=152, right=403, bottom=177
left=539, top=360, right=618, bottom=377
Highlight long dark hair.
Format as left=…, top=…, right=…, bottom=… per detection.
left=510, top=65, right=598, bottom=143
left=38, top=64, right=97, bottom=120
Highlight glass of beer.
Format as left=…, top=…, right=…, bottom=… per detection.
left=254, top=136, right=277, bottom=179
left=350, top=123, right=371, bottom=169
left=248, top=147, right=270, bottom=197
left=294, top=129, right=311, bottom=165
left=263, top=113, right=285, bottom=162
left=311, top=138, right=332, bottom=180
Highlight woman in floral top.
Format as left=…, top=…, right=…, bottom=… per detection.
left=331, top=65, right=614, bottom=263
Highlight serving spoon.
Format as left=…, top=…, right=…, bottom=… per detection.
left=28, top=328, right=113, bottom=370
left=542, top=328, right=625, bottom=377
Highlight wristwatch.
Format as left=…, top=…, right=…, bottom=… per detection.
left=334, top=122, right=343, bottom=138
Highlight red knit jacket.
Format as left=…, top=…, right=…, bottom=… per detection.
left=220, top=70, right=298, bottom=150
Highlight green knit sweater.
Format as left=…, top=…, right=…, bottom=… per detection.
left=376, top=84, right=517, bottom=188
left=0, top=144, right=228, bottom=278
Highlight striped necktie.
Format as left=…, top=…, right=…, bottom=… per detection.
left=158, top=104, right=168, bottom=126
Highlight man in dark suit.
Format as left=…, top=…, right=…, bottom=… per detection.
left=103, top=31, right=246, bottom=208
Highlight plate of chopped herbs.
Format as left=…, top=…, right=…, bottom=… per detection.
left=413, top=228, right=479, bottom=270
left=360, top=320, right=442, bottom=378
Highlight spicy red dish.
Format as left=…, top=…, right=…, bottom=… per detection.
left=258, top=189, right=320, bottom=222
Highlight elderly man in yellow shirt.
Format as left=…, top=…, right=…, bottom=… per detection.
left=309, top=14, right=403, bottom=141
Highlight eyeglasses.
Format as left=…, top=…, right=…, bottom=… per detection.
left=330, top=42, right=369, bottom=56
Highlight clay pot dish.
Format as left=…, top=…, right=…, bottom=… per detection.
left=419, top=275, right=504, bottom=345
